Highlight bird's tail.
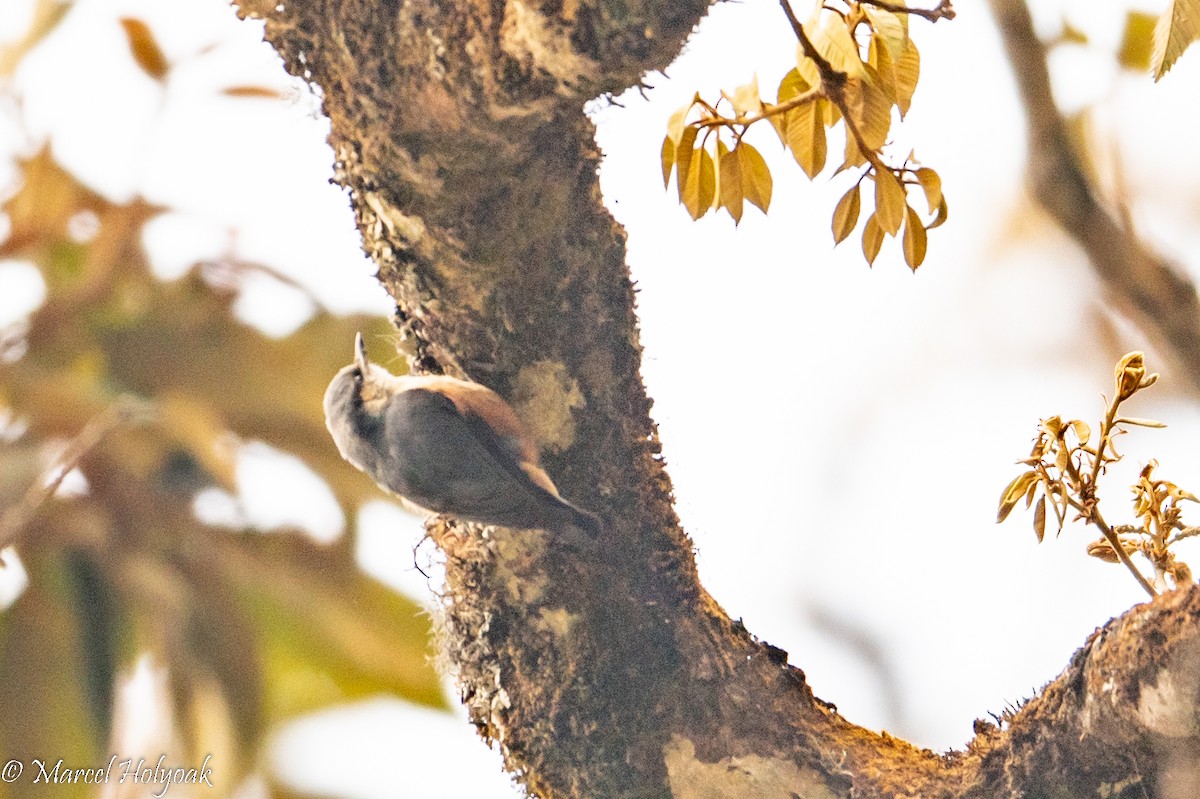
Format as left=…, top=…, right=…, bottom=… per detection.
left=550, top=499, right=604, bottom=548
left=566, top=504, right=604, bottom=537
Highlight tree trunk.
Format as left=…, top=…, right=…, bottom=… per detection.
left=232, top=0, right=1200, bottom=795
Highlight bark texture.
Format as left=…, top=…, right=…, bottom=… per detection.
left=232, top=0, right=1200, bottom=795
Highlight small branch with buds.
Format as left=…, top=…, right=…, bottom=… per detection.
left=998, top=352, right=1197, bottom=598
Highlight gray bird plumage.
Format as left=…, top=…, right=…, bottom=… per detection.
left=324, top=334, right=601, bottom=540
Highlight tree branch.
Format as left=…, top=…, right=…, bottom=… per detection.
left=969, top=586, right=1200, bottom=796
left=988, top=0, right=1200, bottom=394
left=695, top=86, right=823, bottom=130
left=860, top=0, right=956, bottom=23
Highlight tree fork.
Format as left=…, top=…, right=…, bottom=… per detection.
left=232, top=0, right=1200, bottom=795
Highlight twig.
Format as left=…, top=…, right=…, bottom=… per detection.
left=1057, top=407, right=1157, bottom=598
left=1090, top=514, right=1158, bottom=599
left=860, top=0, right=955, bottom=23
left=693, top=87, right=823, bottom=130
left=0, top=395, right=155, bottom=553
left=1170, top=526, right=1200, bottom=544
left=1088, top=396, right=1119, bottom=489
left=779, top=0, right=838, bottom=82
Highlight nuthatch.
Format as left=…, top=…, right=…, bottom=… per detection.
left=324, top=334, right=602, bottom=540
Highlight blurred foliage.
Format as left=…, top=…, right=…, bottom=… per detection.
left=0, top=9, right=445, bottom=799
left=1070, top=2, right=1200, bottom=80
left=1118, top=11, right=1157, bottom=73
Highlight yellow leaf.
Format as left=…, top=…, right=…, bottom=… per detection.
left=845, top=74, right=892, bottom=151
left=737, top=143, right=772, bottom=213
left=794, top=48, right=822, bottom=88
left=221, top=86, right=285, bottom=99
left=675, top=125, right=698, bottom=202
left=868, top=34, right=899, bottom=103
left=1119, top=11, right=1157, bottom=72
left=822, top=98, right=841, bottom=128
left=831, top=183, right=861, bottom=244
left=1023, top=478, right=1040, bottom=508
left=730, top=75, right=762, bottom=116
left=806, top=12, right=867, bottom=79
left=873, top=170, right=906, bottom=235
left=839, top=127, right=867, bottom=173
left=862, top=213, right=883, bottom=266
left=1042, top=415, right=1065, bottom=438
left=719, top=146, right=743, bottom=224
left=711, top=156, right=721, bottom=214
left=1152, top=0, right=1200, bottom=80
left=667, top=98, right=696, bottom=145
left=902, top=203, right=927, bottom=270
left=915, top=167, right=942, bottom=214
left=1115, top=416, right=1168, bottom=428
left=1033, top=495, right=1047, bottom=542
left=1055, top=444, right=1069, bottom=472
left=661, top=135, right=675, bottom=189
left=893, top=38, right=920, bottom=117
left=682, top=145, right=715, bottom=220
left=1087, top=539, right=1122, bottom=562
left=928, top=194, right=949, bottom=229
left=998, top=471, right=1039, bottom=523
left=705, top=144, right=715, bottom=211
left=785, top=101, right=826, bottom=179
left=768, top=113, right=789, bottom=148
left=771, top=69, right=812, bottom=145
left=777, top=68, right=811, bottom=102
left=863, top=6, right=908, bottom=61
left=119, top=18, right=169, bottom=81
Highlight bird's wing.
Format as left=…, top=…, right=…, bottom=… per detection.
left=454, top=401, right=561, bottom=500
left=382, top=387, right=561, bottom=517
left=401, top=376, right=538, bottom=464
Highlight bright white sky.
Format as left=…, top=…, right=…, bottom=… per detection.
left=3, top=0, right=1200, bottom=797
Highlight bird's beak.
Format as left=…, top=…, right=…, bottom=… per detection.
left=354, top=332, right=370, bottom=373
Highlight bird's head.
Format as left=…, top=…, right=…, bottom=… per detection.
left=323, top=333, right=404, bottom=437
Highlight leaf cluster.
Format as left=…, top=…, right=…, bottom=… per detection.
left=660, top=0, right=951, bottom=271
left=997, top=352, right=1196, bottom=597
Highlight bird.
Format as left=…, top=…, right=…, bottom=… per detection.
left=324, top=333, right=602, bottom=541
